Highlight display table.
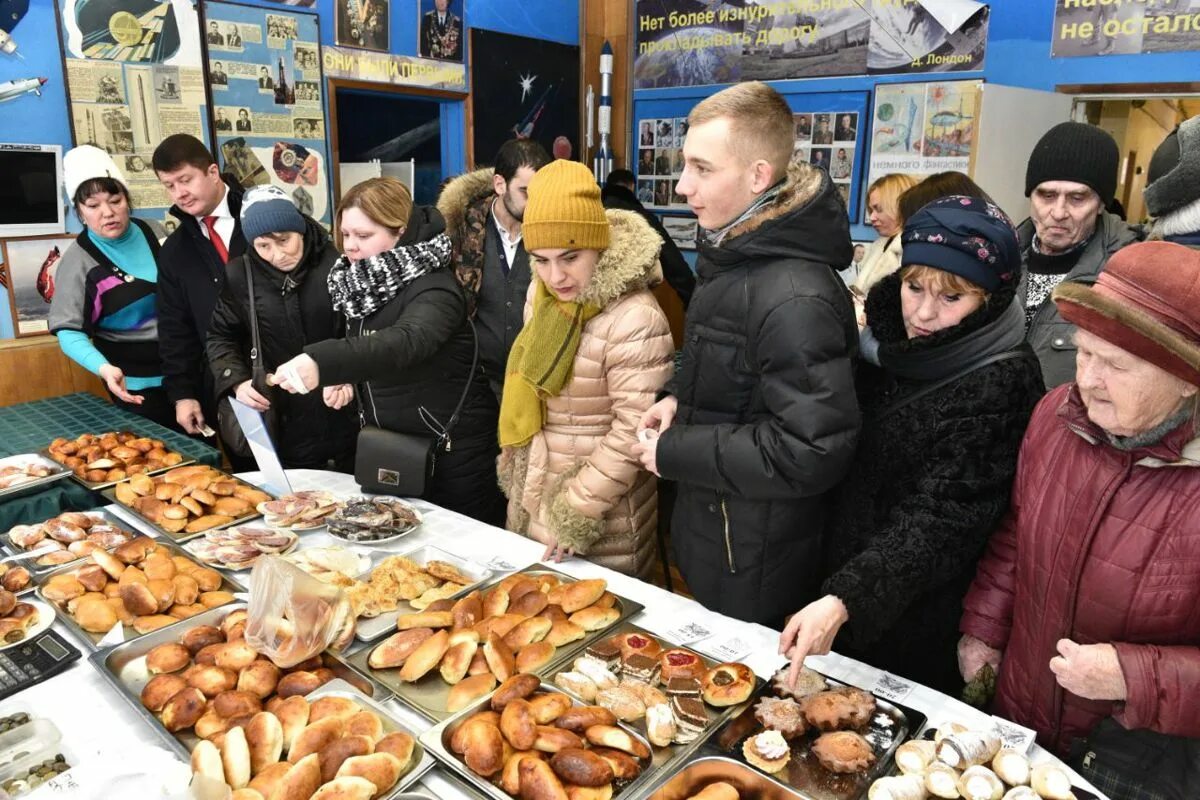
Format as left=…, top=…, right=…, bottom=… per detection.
left=0, top=393, right=222, bottom=529
left=15, top=469, right=1105, bottom=799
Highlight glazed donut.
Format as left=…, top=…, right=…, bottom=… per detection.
left=659, top=648, right=707, bottom=683
left=701, top=663, right=755, bottom=707
left=609, top=632, right=662, bottom=662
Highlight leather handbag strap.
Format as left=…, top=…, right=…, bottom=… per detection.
left=877, top=348, right=1037, bottom=419
left=421, top=319, right=479, bottom=453
left=243, top=259, right=265, bottom=375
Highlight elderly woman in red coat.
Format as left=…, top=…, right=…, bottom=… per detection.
left=959, top=240, right=1200, bottom=798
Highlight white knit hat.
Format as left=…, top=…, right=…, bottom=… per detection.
left=63, top=145, right=127, bottom=203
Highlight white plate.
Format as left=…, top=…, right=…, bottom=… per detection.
left=183, top=527, right=299, bottom=571
left=326, top=499, right=423, bottom=545
left=0, top=600, right=55, bottom=651
left=284, top=545, right=374, bottom=582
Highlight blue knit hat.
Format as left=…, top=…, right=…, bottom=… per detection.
left=901, top=196, right=1020, bottom=293
left=240, top=185, right=306, bottom=241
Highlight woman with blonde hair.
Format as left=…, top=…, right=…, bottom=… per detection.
left=498, top=160, right=673, bottom=578
left=271, top=177, right=504, bottom=524
left=851, top=173, right=920, bottom=305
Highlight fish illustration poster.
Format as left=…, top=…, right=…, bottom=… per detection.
left=869, top=79, right=981, bottom=187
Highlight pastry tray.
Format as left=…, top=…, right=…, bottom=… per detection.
left=354, top=545, right=493, bottom=643
left=630, top=755, right=807, bottom=800
left=419, top=681, right=658, bottom=800
left=700, top=672, right=927, bottom=800
left=40, top=447, right=196, bottom=492
left=548, top=621, right=763, bottom=779
left=35, top=538, right=244, bottom=649
left=0, top=453, right=71, bottom=502
left=87, top=603, right=384, bottom=760
left=348, top=563, right=644, bottom=722
left=100, top=472, right=275, bottom=543
left=2, top=509, right=137, bottom=577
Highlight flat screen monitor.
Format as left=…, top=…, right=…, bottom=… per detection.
left=0, top=144, right=65, bottom=236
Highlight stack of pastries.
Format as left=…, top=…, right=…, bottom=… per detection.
left=47, top=431, right=185, bottom=483
left=448, top=672, right=651, bottom=800
left=6, top=511, right=134, bottom=568
left=112, top=466, right=271, bottom=535
left=344, top=555, right=475, bottom=619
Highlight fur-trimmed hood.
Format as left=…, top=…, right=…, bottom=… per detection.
left=574, top=208, right=664, bottom=308
left=437, top=167, right=495, bottom=240
left=700, top=158, right=852, bottom=274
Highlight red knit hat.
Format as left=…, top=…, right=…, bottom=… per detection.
left=1053, top=241, right=1200, bottom=387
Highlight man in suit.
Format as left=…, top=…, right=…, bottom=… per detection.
left=214, top=109, right=232, bottom=132
left=211, top=62, right=228, bottom=85
left=258, top=67, right=274, bottom=90
left=207, top=21, right=224, bottom=46
left=236, top=109, right=252, bottom=132
left=420, top=0, right=463, bottom=61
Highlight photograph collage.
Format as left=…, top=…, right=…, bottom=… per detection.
left=635, top=116, right=688, bottom=210
left=794, top=111, right=858, bottom=210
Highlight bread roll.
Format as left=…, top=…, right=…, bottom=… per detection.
left=215, top=690, right=264, bottom=719
left=519, top=756, right=569, bottom=800
left=221, top=608, right=249, bottom=636
left=310, top=777, right=378, bottom=800
left=269, top=753, right=321, bottom=800
left=146, top=578, right=176, bottom=612
left=501, top=751, right=545, bottom=796
left=238, top=659, right=282, bottom=699
left=336, top=752, right=405, bottom=795
left=528, top=693, right=573, bottom=725
left=182, top=624, right=225, bottom=655
left=533, top=725, right=584, bottom=754
left=398, top=629, right=450, bottom=682
left=222, top=725, right=252, bottom=789
left=368, top=627, right=433, bottom=670
left=92, top=549, right=126, bottom=580
left=553, top=706, right=617, bottom=733
left=504, top=616, right=553, bottom=650
left=395, top=610, right=453, bottom=630
left=133, top=614, right=180, bottom=634
left=118, top=581, right=158, bottom=616
left=344, top=711, right=384, bottom=743
left=191, top=739, right=225, bottom=782
left=187, top=665, right=238, bottom=698
left=244, top=712, right=284, bottom=775
left=467, top=646, right=491, bottom=677
left=231, top=790, right=266, bottom=800
left=200, top=590, right=236, bottom=608
left=450, top=711, right=502, bottom=753
left=550, top=748, right=614, bottom=787
left=484, top=632, right=516, bottom=682
left=446, top=673, right=497, bottom=713
left=460, top=722, right=506, bottom=778
left=276, top=670, right=322, bottom=698
left=145, top=642, right=191, bottom=674
left=439, top=629, right=481, bottom=685
left=482, top=587, right=510, bottom=617
left=289, top=716, right=346, bottom=763
left=685, top=783, right=739, bottom=800
left=544, top=620, right=585, bottom=648
left=248, top=761, right=291, bottom=798
left=567, top=606, right=620, bottom=632
left=510, top=589, right=549, bottom=618
left=273, top=695, right=310, bottom=755
left=491, top=673, right=541, bottom=711
left=488, top=613, right=527, bottom=640
left=214, top=641, right=259, bottom=672
left=195, top=708, right=230, bottom=740
left=374, top=731, right=414, bottom=766
left=517, top=641, right=556, bottom=673
left=76, top=598, right=119, bottom=633
left=74, top=564, right=108, bottom=593
left=500, top=698, right=537, bottom=750
left=583, top=725, right=650, bottom=759
left=141, top=673, right=188, bottom=713
left=554, top=579, right=607, bottom=614
left=310, top=696, right=361, bottom=724
left=451, top=591, right=483, bottom=629
left=162, top=687, right=207, bottom=731
left=317, top=734, right=373, bottom=782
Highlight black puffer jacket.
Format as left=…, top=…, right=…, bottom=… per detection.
left=305, top=206, right=505, bottom=525
left=656, top=162, right=860, bottom=627
left=206, top=218, right=358, bottom=469
left=823, top=271, right=1045, bottom=694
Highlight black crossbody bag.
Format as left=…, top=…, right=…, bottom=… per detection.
left=217, top=260, right=279, bottom=458
left=355, top=320, right=479, bottom=497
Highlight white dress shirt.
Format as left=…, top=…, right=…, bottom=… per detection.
left=197, top=185, right=236, bottom=248
left=491, top=200, right=522, bottom=269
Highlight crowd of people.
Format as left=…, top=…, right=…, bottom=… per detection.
left=45, top=83, right=1199, bottom=798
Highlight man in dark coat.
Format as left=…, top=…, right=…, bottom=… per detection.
left=419, top=0, right=462, bottom=61
left=633, top=82, right=860, bottom=627
left=152, top=134, right=250, bottom=464
left=602, top=168, right=695, bottom=308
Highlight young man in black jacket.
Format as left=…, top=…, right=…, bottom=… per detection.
left=633, top=81, right=861, bottom=627
left=152, top=135, right=249, bottom=461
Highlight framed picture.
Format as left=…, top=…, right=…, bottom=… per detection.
left=2, top=235, right=76, bottom=337
left=661, top=215, right=698, bottom=251
left=418, top=0, right=463, bottom=63
left=335, top=0, right=389, bottom=51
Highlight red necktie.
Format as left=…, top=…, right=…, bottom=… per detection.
left=203, top=215, right=229, bottom=264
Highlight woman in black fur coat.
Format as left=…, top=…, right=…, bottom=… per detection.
left=778, top=196, right=1045, bottom=694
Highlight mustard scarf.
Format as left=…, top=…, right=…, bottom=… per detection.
left=498, top=280, right=601, bottom=448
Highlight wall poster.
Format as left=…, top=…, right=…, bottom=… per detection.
left=868, top=79, right=982, bottom=189
left=203, top=1, right=333, bottom=226
left=2, top=236, right=77, bottom=337
left=1052, top=0, right=1200, bottom=57
left=335, top=0, right=389, bottom=52
left=56, top=0, right=211, bottom=218
left=417, top=0, right=464, bottom=63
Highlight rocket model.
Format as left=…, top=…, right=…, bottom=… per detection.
left=592, top=40, right=614, bottom=185
left=0, top=76, right=45, bottom=103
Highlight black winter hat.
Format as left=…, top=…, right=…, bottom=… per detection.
left=1024, top=121, right=1119, bottom=203
left=1144, top=116, right=1200, bottom=218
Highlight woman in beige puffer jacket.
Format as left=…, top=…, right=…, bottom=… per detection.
left=498, top=201, right=674, bottom=580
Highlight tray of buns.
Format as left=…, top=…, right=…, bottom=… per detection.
left=101, top=465, right=275, bottom=543
left=347, top=565, right=644, bottom=722
left=352, top=546, right=493, bottom=643
left=35, top=535, right=244, bottom=649
left=548, top=623, right=762, bottom=778
left=3, top=510, right=138, bottom=577
left=699, top=667, right=926, bottom=800
left=44, top=431, right=193, bottom=490
left=0, top=453, right=70, bottom=501
left=419, top=677, right=658, bottom=800
left=630, top=755, right=805, bottom=800
left=88, top=603, right=386, bottom=761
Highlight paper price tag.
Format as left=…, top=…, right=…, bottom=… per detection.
left=487, top=557, right=517, bottom=572
left=42, top=770, right=82, bottom=794
left=698, top=634, right=751, bottom=663
left=990, top=715, right=1037, bottom=754
left=662, top=619, right=713, bottom=645
left=869, top=671, right=914, bottom=703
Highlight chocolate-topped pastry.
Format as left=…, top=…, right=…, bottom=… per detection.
left=671, top=694, right=708, bottom=744
left=622, top=653, right=661, bottom=684
left=665, top=676, right=701, bottom=699
left=584, top=640, right=622, bottom=671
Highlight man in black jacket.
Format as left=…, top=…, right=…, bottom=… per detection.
left=633, top=81, right=861, bottom=627
left=602, top=168, right=695, bottom=308
left=152, top=134, right=249, bottom=461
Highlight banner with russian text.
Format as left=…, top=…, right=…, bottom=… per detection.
left=1051, top=0, right=1200, bottom=57
left=321, top=46, right=467, bottom=91
left=632, top=0, right=989, bottom=90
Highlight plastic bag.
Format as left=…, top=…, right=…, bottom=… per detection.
left=244, top=556, right=356, bottom=668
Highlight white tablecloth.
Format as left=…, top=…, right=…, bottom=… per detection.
left=16, top=469, right=1105, bottom=799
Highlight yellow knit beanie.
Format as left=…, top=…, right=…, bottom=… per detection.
left=523, top=159, right=609, bottom=252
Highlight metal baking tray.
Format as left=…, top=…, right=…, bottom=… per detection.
left=40, top=445, right=195, bottom=492
left=349, top=564, right=644, bottom=722
left=631, top=755, right=806, bottom=800
left=101, top=471, right=274, bottom=543
left=549, top=621, right=764, bottom=778
left=2, top=509, right=138, bottom=577
left=304, top=679, right=436, bottom=797
left=355, top=545, right=493, bottom=643
left=420, top=681, right=657, bottom=800
left=0, top=454, right=71, bottom=502
left=35, top=537, right=244, bottom=649
left=700, top=672, right=927, bottom=800
left=87, top=603, right=383, bottom=760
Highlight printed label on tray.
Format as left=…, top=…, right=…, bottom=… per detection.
left=870, top=671, right=914, bottom=703
left=662, top=619, right=713, bottom=644
left=990, top=715, right=1037, bottom=753
left=697, top=634, right=751, bottom=663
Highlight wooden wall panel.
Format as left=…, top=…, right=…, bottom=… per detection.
left=582, top=0, right=632, bottom=172
left=0, top=336, right=107, bottom=408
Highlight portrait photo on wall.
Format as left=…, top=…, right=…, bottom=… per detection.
left=336, top=0, right=389, bottom=52
left=469, top=29, right=580, bottom=167
left=418, top=0, right=463, bottom=62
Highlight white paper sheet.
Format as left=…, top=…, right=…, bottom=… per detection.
left=230, top=398, right=292, bottom=497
